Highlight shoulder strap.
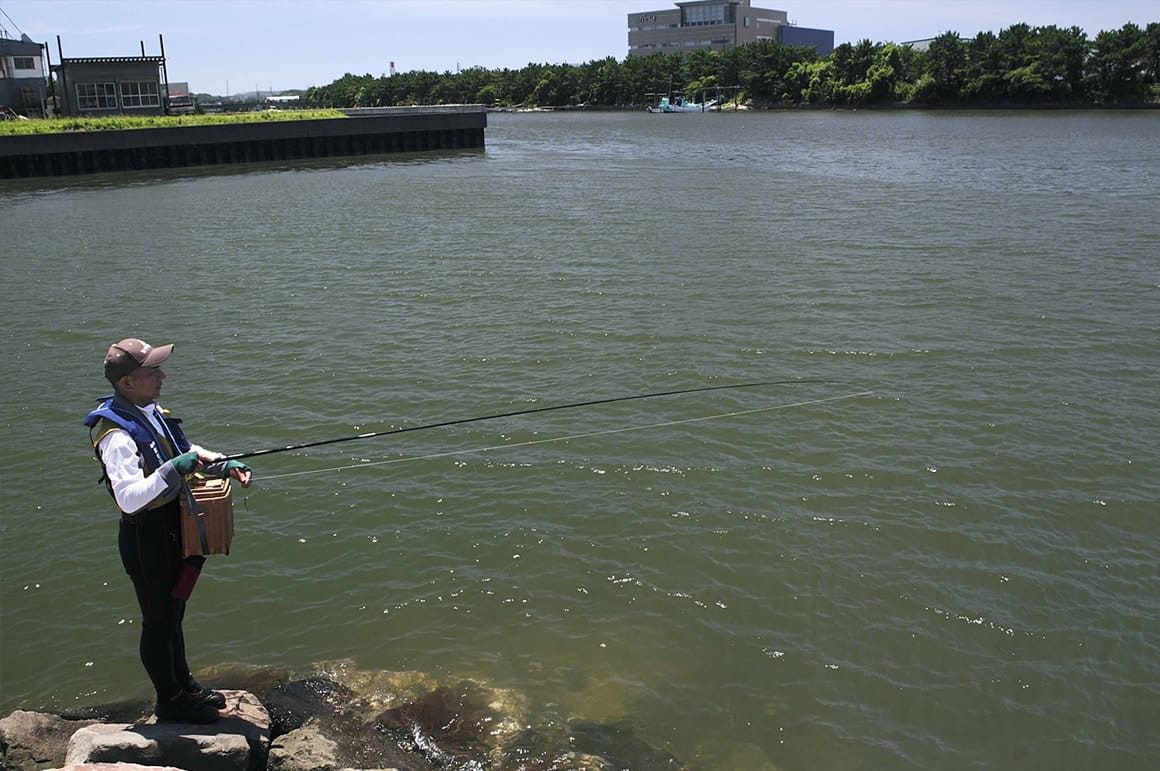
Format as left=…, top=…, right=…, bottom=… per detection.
left=90, top=417, right=122, bottom=449
left=89, top=418, right=120, bottom=492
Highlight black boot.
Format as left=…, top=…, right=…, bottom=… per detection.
left=155, top=690, right=220, bottom=724
left=188, top=680, right=227, bottom=709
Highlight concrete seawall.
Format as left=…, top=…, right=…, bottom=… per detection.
left=0, top=105, right=487, bottom=178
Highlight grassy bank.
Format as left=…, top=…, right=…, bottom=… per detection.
left=0, top=109, right=346, bottom=136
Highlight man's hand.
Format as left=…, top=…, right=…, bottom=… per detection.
left=171, top=450, right=202, bottom=476
left=225, top=460, right=253, bottom=488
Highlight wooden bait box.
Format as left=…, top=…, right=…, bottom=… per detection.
left=180, top=477, right=234, bottom=557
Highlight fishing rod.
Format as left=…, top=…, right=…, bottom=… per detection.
left=255, top=389, right=874, bottom=483
left=221, top=379, right=857, bottom=463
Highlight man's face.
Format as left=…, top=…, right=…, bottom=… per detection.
left=120, top=366, right=166, bottom=406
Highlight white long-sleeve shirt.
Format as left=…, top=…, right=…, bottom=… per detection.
left=97, top=401, right=217, bottom=515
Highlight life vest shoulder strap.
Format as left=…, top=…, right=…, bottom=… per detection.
left=90, top=417, right=124, bottom=449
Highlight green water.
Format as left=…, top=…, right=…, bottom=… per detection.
left=1, top=110, right=1157, bottom=770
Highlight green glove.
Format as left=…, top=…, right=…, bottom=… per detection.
left=172, top=450, right=201, bottom=475
left=224, top=460, right=251, bottom=475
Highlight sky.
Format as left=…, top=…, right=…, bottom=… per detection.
left=1, top=0, right=1155, bottom=95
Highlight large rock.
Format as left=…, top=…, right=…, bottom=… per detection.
left=0, top=710, right=101, bottom=771
left=62, top=690, right=269, bottom=771
left=265, top=722, right=341, bottom=771
left=261, top=675, right=354, bottom=735
left=262, top=675, right=414, bottom=767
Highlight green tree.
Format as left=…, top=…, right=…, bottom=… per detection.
left=997, top=23, right=1035, bottom=72
left=581, top=57, right=624, bottom=105
left=921, top=31, right=968, bottom=102
left=306, top=17, right=1159, bottom=112
left=738, top=40, right=816, bottom=103
left=475, top=83, right=502, bottom=106
left=866, top=43, right=906, bottom=103
left=1146, top=22, right=1160, bottom=87
left=785, top=59, right=837, bottom=103
left=1088, top=23, right=1150, bottom=102
left=443, top=67, right=496, bottom=104
left=833, top=39, right=877, bottom=87
left=962, top=31, right=1005, bottom=102
left=1003, top=64, right=1052, bottom=101
left=625, top=51, right=684, bottom=106
left=1032, top=25, right=1089, bottom=101
left=829, top=42, right=857, bottom=87
left=306, top=73, right=376, bottom=107
left=528, top=65, right=581, bottom=106
left=509, top=63, right=548, bottom=106
left=782, top=60, right=811, bottom=102
left=681, top=48, right=724, bottom=93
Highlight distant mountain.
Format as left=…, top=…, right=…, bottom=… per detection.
left=193, top=89, right=306, bottom=102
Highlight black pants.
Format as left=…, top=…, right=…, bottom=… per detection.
left=119, top=499, right=194, bottom=702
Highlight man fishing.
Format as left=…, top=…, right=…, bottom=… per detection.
left=83, top=338, right=252, bottom=724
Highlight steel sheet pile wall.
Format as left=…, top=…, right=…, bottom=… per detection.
left=0, top=107, right=487, bottom=178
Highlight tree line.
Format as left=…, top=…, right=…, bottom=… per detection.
left=305, top=22, right=1159, bottom=109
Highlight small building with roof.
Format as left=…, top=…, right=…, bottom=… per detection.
left=53, top=54, right=168, bottom=116
left=0, top=31, right=49, bottom=117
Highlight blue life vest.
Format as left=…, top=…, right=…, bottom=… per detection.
left=84, top=393, right=192, bottom=505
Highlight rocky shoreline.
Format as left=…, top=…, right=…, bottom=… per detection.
left=0, top=661, right=695, bottom=771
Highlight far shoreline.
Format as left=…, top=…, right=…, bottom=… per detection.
left=493, top=100, right=1160, bottom=113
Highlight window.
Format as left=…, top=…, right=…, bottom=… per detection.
left=76, top=82, right=118, bottom=110
left=13, top=56, right=35, bottom=70
left=121, top=80, right=160, bottom=108
left=682, top=4, right=735, bottom=26
left=683, top=5, right=722, bottom=25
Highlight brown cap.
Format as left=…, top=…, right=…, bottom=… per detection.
left=104, top=338, right=174, bottom=383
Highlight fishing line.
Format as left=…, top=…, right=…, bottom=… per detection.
left=254, top=390, right=872, bottom=483
left=222, top=379, right=855, bottom=462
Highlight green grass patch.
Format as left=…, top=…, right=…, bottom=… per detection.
left=0, top=109, right=347, bottom=136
